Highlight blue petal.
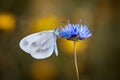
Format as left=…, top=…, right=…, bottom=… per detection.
left=84, top=30, right=92, bottom=38
left=59, top=21, right=92, bottom=40
left=80, top=24, right=88, bottom=32
left=85, top=33, right=92, bottom=38
left=80, top=30, right=92, bottom=38
left=60, top=28, right=70, bottom=38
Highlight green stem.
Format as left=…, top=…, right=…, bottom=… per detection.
left=74, top=41, right=79, bottom=80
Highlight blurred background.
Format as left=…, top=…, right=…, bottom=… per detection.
left=0, top=0, right=120, bottom=80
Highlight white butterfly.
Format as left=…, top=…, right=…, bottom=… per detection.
left=19, top=28, right=58, bottom=59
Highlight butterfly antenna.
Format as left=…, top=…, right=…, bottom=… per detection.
left=79, top=19, right=82, bottom=25
left=68, top=20, right=70, bottom=24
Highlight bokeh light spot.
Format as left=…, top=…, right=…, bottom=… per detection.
left=0, top=13, right=16, bottom=31
left=61, top=39, right=88, bottom=55
left=30, top=15, right=60, bottom=32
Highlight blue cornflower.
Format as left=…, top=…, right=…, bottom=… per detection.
left=59, top=21, right=92, bottom=41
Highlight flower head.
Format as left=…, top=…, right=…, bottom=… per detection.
left=59, top=21, right=92, bottom=41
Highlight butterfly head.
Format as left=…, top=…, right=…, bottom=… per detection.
left=53, top=28, right=59, bottom=37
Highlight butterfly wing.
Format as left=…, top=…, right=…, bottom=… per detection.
left=54, top=35, right=58, bottom=56
left=19, top=30, right=55, bottom=59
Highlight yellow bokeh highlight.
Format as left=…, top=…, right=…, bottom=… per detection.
left=0, top=13, right=16, bottom=31
left=30, top=61, right=57, bottom=80
left=61, top=39, right=88, bottom=54
left=30, top=15, right=60, bottom=32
